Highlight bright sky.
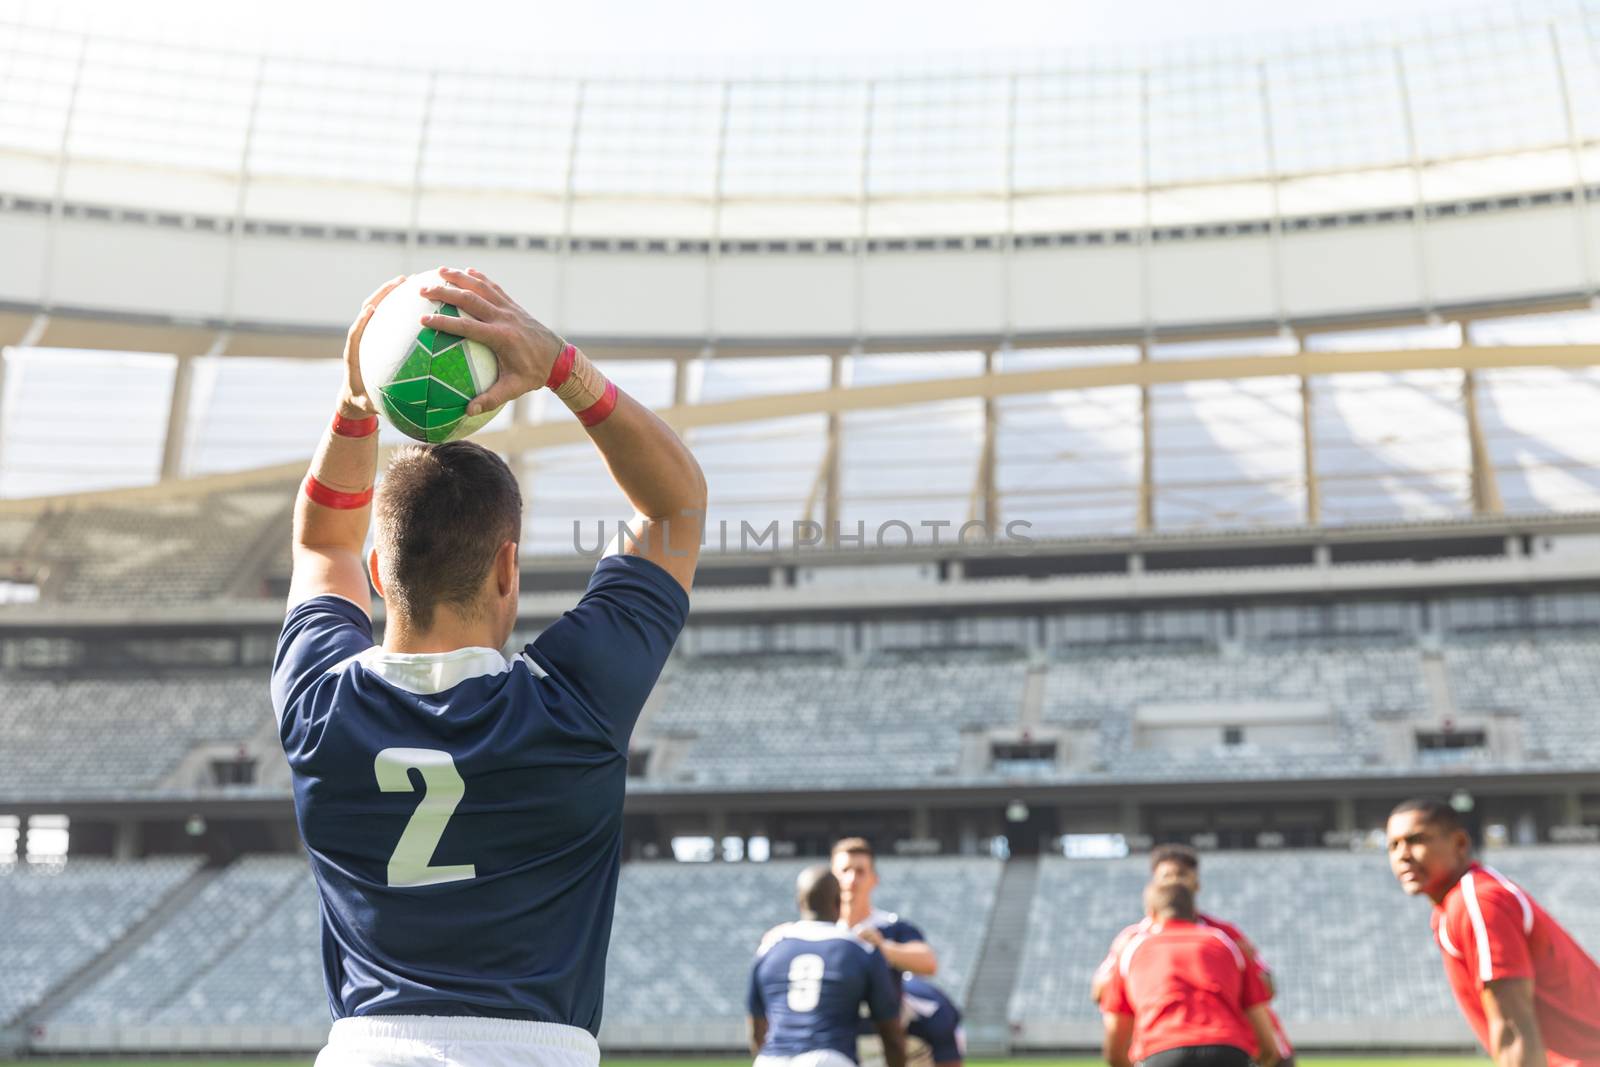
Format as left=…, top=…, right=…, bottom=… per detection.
left=2, top=0, right=1497, bottom=70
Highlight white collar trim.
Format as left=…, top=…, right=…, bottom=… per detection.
left=338, top=645, right=547, bottom=694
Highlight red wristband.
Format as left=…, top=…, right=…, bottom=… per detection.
left=545, top=343, right=577, bottom=390
left=574, top=380, right=619, bottom=427
left=303, top=474, right=373, bottom=510
left=332, top=412, right=379, bottom=438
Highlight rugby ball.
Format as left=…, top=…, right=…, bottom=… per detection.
left=358, top=268, right=503, bottom=443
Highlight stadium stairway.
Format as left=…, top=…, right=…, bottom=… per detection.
left=17, top=864, right=218, bottom=1037
left=961, top=855, right=1040, bottom=1055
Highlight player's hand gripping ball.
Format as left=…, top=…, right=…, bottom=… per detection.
left=358, top=267, right=503, bottom=442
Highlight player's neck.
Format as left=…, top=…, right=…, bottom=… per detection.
left=1428, top=860, right=1475, bottom=905
left=843, top=898, right=872, bottom=927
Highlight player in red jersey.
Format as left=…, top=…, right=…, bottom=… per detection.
left=1091, top=845, right=1295, bottom=1067
left=1387, top=797, right=1600, bottom=1067
left=1099, top=883, right=1280, bottom=1067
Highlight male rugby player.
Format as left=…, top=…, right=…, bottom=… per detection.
left=831, top=837, right=957, bottom=1067
left=1387, top=798, right=1600, bottom=1067
left=273, top=268, right=704, bottom=1067
left=749, top=866, right=907, bottom=1067
left=1091, top=844, right=1294, bottom=1067
left=1099, top=884, right=1280, bottom=1067
left=832, top=838, right=939, bottom=978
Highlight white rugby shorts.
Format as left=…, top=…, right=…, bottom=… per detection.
left=755, top=1051, right=859, bottom=1067
left=315, top=1014, right=599, bottom=1067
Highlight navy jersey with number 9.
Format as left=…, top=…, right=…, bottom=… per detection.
left=271, top=554, right=688, bottom=1034
left=749, top=922, right=900, bottom=1061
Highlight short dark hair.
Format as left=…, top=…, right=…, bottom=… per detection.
left=796, top=865, right=841, bottom=920
left=1145, top=881, right=1197, bottom=921
left=830, top=837, right=874, bottom=866
left=1390, top=797, right=1466, bottom=835
left=1149, top=843, right=1199, bottom=873
left=374, top=442, right=522, bottom=630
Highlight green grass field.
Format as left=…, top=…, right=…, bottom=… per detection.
left=13, top=1058, right=1487, bottom=1067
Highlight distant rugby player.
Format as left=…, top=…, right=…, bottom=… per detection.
left=1387, top=798, right=1600, bottom=1067
left=749, top=866, right=906, bottom=1067
left=1099, top=883, right=1280, bottom=1067
left=1091, top=844, right=1294, bottom=1067
left=832, top=837, right=947, bottom=1067
left=273, top=269, right=704, bottom=1067
left=832, top=838, right=939, bottom=980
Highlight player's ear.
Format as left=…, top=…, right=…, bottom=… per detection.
left=494, top=539, right=518, bottom=598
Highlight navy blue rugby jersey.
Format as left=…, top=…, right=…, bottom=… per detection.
left=850, top=907, right=927, bottom=1008
left=748, top=921, right=900, bottom=1061
left=270, top=554, right=688, bottom=1033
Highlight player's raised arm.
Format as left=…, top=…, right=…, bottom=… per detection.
left=287, top=275, right=407, bottom=612
left=1481, top=979, right=1548, bottom=1067
left=419, top=267, right=706, bottom=594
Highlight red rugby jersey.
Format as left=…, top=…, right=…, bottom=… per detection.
left=1099, top=919, right=1270, bottom=1062
left=1095, top=913, right=1294, bottom=1058
left=1432, top=863, right=1600, bottom=1067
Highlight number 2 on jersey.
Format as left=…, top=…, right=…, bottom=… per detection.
left=374, top=747, right=476, bottom=888
left=787, top=953, right=825, bottom=1012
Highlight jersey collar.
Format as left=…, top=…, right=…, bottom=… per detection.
left=353, top=645, right=534, bottom=695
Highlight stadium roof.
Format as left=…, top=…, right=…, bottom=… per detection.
left=3, top=2, right=1600, bottom=544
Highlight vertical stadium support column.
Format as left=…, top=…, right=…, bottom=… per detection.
left=824, top=351, right=846, bottom=543
left=1462, top=369, right=1503, bottom=516
left=852, top=81, right=876, bottom=344
left=0, top=345, right=8, bottom=484
left=1137, top=342, right=1154, bottom=533
left=1300, top=373, right=1321, bottom=525
left=38, top=33, right=88, bottom=314
left=1135, top=70, right=1155, bottom=535
left=1393, top=46, right=1437, bottom=318
left=403, top=70, right=439, bottom=270
left=1549, top=22, right=1598, bottom=299
left=552, top=82, right=588, bottom=334
left=220, top=57, right=265, bottom=330
left=159, top=355, right=195, bottom=482
left=1257, top=61, right=1289, bottom=331
left=704, top=81, right=732, bottom=341
left=971, top=348, right=1000, bottom=531
left=1001, top=72, right=1019, bottom=337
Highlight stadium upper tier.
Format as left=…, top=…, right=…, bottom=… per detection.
left=5, top=625, right=1598, bottom=801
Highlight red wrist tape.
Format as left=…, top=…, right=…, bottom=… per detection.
left=545, top=343, right=577, bottom=390
left=574, top=380, right=619, bottom=427
left=332, top=412, right=379, bottom=438
left=303, top=474, right=373, bottom=510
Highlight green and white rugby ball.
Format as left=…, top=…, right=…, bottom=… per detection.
left=359, top=267, right=503, bottom=443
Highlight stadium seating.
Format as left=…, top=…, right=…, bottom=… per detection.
left=1042, top=641, right=1429, bottom=779
left=152, top=861, right=325, bottom=1026
left=50, top=855, right=310, bottom=1025
left=1444, top=631, right=1600, bottom=767
left=0, top=856, right=201, bottom=1025
left=7, top=629, right=1600, bottom=800
left=639, top=654, right=1029, bottom=788
left=40, top=489, right=289, bottom=604
left=0, top=674, right=274, bottom=798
